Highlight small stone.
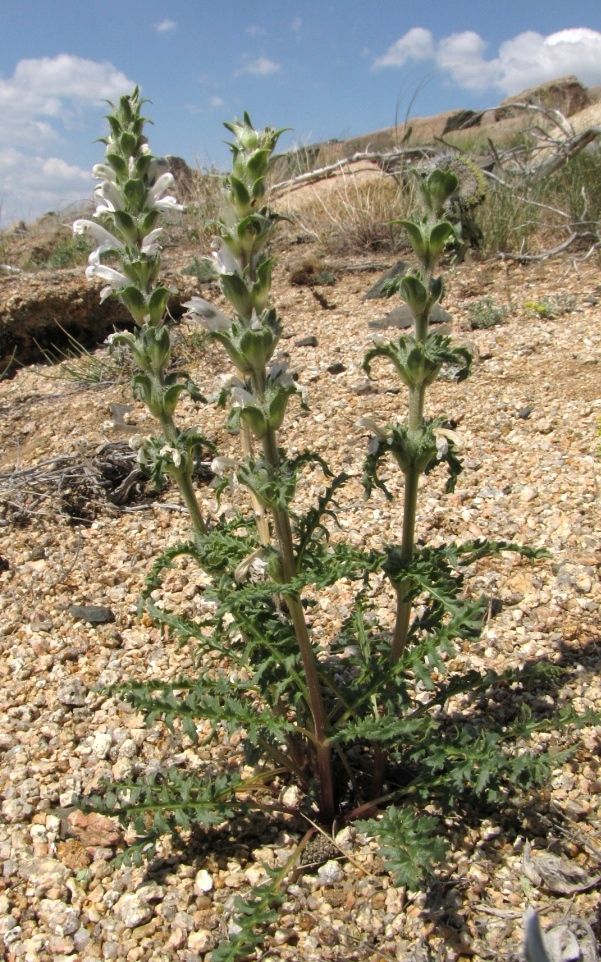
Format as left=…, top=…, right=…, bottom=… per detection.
left=0, top=914, right=18, bottom=936
left=326, top=362, right=346, bottom=375
left=193, top=869, right=214, bottom=896
left=131, top=919, right=157, bottom=941
left=334, top=826, right=356, bottom=851
left=136, top=881, right=164, bottom=903
left=352, top=379, right=378, bottom=395
left=17, top=857, right=72, bottom=897
left=1, top=798, right=34, bottom=823
left=69, top=604, right=115, bottom=625
left=316, top=859, right=345, bottom=885
left=519, top=405, right=534, bottom=419
left=369, top=302, right=452, bottom=331
left=166, top=927, right=187, bottom=950
left=113, top=892, right=154, bottom=929
left=294, top=335, right=318, bottom=347
left=281, top=784, right=302, bottom=809
left=0, top=733, right=15, bottom=752
left=67, top=811, right=123, bottom=848
left=91, top=732, right=112, bottom=759
left=57, top=677, right=88, bottom=707
left=172, top=911, right=195, bottom=932
left=188, top=930, right=216, bottom=953
left=111, top=757, right=134, bottom=780
left=520, top=485, right=538, bottom=503
left=73, top=927, right=91, bottom=951
left=37, top=898, right=80, bottom=935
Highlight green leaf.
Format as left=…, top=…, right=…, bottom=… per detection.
left=400, top=275, right=428, bottom=318
left=123, top=178, right=146, bottom=210
left=356, top=806, right=446, bottom=889
left=106, top=153, right=128, bottom=179
left=147, top=286, right=171, bottom=325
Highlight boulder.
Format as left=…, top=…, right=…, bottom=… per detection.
left=498, top=75, right=589, bottom=119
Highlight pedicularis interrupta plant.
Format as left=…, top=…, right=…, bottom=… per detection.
left=78, top=93, right=593, bottom=899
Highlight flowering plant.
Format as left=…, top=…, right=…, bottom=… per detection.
left=74, top=87, right=210, bottom=532
left=78, top=99, right=589, bottom=956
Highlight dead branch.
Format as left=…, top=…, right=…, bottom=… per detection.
left=495, top=100, right=575, bottom=139
left=270, top=147, right=434, bottom=194
left=530, top=126, right=601, bottom=177
left=498, top=231, right=598, bottom=262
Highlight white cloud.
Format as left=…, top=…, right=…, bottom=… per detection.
left=154, top=19, right=177, bottom=34
left=291, top=17, right=302, bottom=33
left=235, top=56, right=280, bottom=77
left=372, top=27, right=434, bottom=70
left=210, top=96, right=225, bottom=108
left=0, top=147, right=91, bottom=222
left=372, top=26, right=601, bottom=95
left=0, top=55, right=134, bottom=220
left=245, top=25, right=267, bottom=37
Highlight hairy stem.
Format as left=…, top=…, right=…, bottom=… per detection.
left=260, top=424, right=335, bottom=823
left=240, top=421, right=271, bottom=545
left=158, top=410, right=207, bottom=535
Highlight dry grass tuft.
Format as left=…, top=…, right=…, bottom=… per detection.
left=275, top=161, right=415, bottom=254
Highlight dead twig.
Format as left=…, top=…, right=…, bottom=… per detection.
left=499, top=231, right=598, bottom=262
left=270, top=147, right=433, bottom=193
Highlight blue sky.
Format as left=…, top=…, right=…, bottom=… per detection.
left=1, top=0, right=600, bottom=222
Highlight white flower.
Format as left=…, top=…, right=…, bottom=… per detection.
left=433, top=426, right=461, bottom=460
left=73, top=219, right=124, bottom=253
left=183, top=296, right=232, bottom=333
left=268, top=359, right=307, bottom=404
left=356, top=417, right=392, bottom=456
left=211, top=239, right=242, bottom=275
left=85, top=250, right=129, bottom=301
left=435, top=435, right=448, bottom=459
left=234, top=548, right=268, bottom=583
left=92, top=163, right=117, bottom=182
left=355, top=417, right=391, bottom=439
left=147, top=156, right=169, bottom=182
left=141, top=227, right=163, bottom=255
left=159, top=444, right=182, bottom=468
left=211, top=455, right=239, bottom=495
left=211, top=455, right=239, bottom=475
left=93, top=180, right=124, bottom=215
left=148, top=172, right=185, bottom=212
left=230, top=385, right=255, bottom=408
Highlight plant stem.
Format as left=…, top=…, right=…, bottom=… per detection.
left=260, top=423, right=335, bottom=824
left=159, top=410, right=207, bottom=535
left=390, top=460, right=419, bottom=661
left=374, top=314, right=429, bottom=796
left=240, top=421, right=271, bottom=545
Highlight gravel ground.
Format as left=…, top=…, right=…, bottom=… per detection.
left=1, top=248, right=601, bottom=961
